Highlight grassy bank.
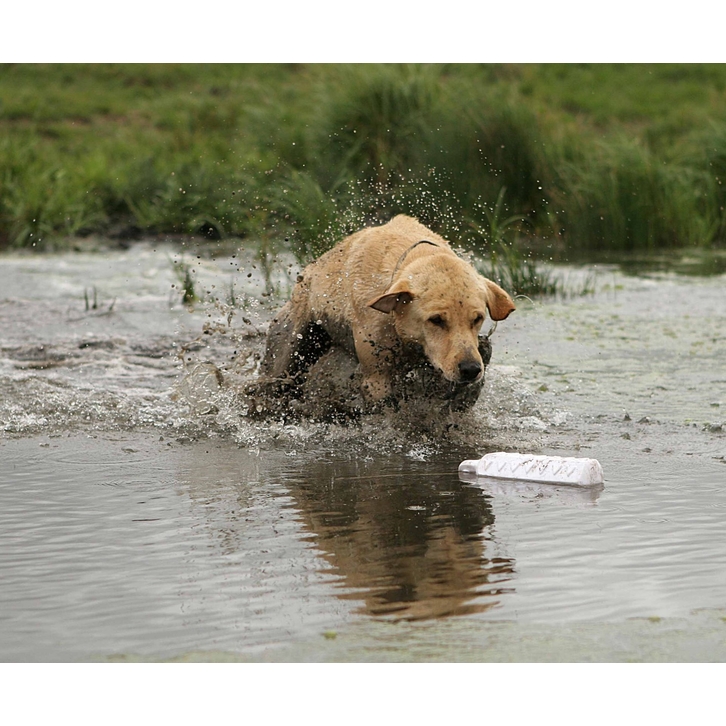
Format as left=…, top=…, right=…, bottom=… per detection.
left=1, top=63, right=726, bottom=273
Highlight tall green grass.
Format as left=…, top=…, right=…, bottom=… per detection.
left=552, top=137, right=720, bottom=251
left=1, top=63, right=726, bottom=262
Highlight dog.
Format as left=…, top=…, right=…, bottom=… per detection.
left=259, top=214, right=515, bottom=409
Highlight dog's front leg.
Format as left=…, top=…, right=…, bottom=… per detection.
left=353, top=325, right=398, bottom=404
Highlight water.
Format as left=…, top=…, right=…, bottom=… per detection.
left=1, top=242, right=725, bottom=661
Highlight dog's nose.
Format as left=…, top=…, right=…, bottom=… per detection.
left=458, top=360, right=482, bottom=382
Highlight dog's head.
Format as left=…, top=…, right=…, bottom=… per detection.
left=368, top=255, right=515, bottom=385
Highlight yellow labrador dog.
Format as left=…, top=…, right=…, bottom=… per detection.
left=260, top=214, right=515, bottom=406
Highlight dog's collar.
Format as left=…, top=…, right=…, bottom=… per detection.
left=390, top=239, right=440, bottom=283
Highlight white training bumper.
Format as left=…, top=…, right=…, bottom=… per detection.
left=459, top=452, right=604, bottom=487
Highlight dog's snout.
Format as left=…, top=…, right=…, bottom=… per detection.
left=458, top=359, right=482, bottom=382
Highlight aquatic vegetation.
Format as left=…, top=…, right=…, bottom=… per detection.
left=83, top=286, right=116, bottom=313
left=170, top=256, right=198, bottom=305
left=477, top=243, right=559, bottom=299
left=467, top=187, right=556, bottom=298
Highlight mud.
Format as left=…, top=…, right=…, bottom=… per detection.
left=242, top=330, right=492, bottom=422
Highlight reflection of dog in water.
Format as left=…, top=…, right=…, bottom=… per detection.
left=248, top=215, right=515, bottom=420
left=291, top=458, right=515, bottom=620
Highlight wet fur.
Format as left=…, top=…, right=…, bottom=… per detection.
left=259, top=215, right=515, bottom=408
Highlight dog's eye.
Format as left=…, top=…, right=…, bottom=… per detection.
left=428, top=315, right=446, bottom=328
left=472, top=314, right=484, bottom=327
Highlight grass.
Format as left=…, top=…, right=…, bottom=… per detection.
left=479, top=242, right=561, bottom=299
left=2, top=63, right=726, bottom=283
left=466, top=187, right=558, bottom=298
left=170, top=256, right=198, bottom=305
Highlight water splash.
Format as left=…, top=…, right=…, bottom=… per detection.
left=0, top=242, right=584, bottom=458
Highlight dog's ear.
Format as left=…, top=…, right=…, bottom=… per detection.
left=480, top=278, right=516, bottom=321
left=368, top=282, right=415, bottom=314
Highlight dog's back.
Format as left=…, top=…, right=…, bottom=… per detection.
left=301, top=215, right=456, bottom=318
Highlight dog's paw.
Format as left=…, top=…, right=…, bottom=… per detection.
left=360, top=372, right=395, bottom=403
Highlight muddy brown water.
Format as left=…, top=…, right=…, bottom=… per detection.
left=1, top=242, right=725, bottom=661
